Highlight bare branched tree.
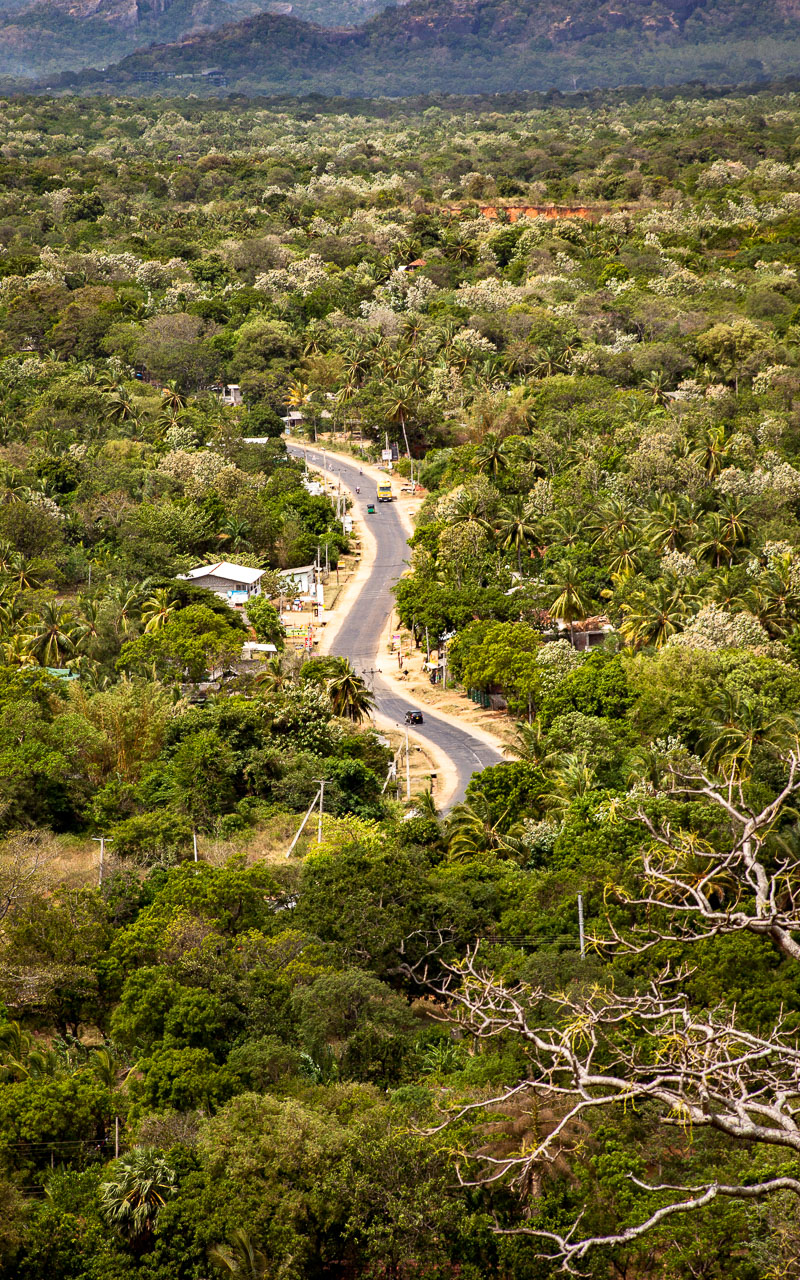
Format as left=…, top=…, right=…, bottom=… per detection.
left=0, top=828, right=56, bottom=931
left=427, top=741, right=800, bottom=1272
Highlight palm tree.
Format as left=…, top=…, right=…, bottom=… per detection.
left=446, top=794, right=523, bottom=860
left=106, top=388, right=138, bottom=426
left=716, top=495, right=752, bottom=553
left=494, top=496, right=537, bottom=573
left=255, top=655, right=295, bottom=692
left=141, top=588, right=179, bottom=634
left=0, top=1021, right=60, bottom=1082
left=531, top=344, right=569, bottom=378
left=591, top=498, right=638, bottom=547
left=696, top=510, right=745, bottom=569
left=749, top=573, right=800, bottom=638
left=506, top=435, right=544, bottom=474
left=703, top=690, right=794, bottom=776
left=100, top=1149, right=177, bottom=1243
left=402, top=313, right=425, bottom=345
left=545, top=508, right=585, bottom=548
left=504, top=721, right=559, bottom=769
left=209, top=1229, right=269, bottom=1280
left=0, top=549, right=41, bottom=592
left=619, top=582, right=695, bottom=649
left=90, top=1046, right=119, bottom=1089
left=475, top=432, right=510, bottom=479
left=0, top=1021, right=33, bottom=1082
left=606, top=532, right=641, bottom=580
left=0, top=582, right=26, bottom=627
left=541, top=752, right=598, bottom=815
left=341, top=343, right=373, bottom=388
left=73, top=597, right=103, bottom=655
left=442, top=230, right=477, bottom=265
left=155, top=408, right=181, bottom=436
left=160, top=382, right=188, bottom=414
left=1, top=631, right=35, bottom=668
left=646, top=495, right=699, bottom=553
left=641, top=370, right=670, bottom=406
left=690, top=426, right=731, bottom=479
left=402, top=358, right=429, bottom=401
left=704, top=568, right=754, bottom=612
left=449, top=490, right=492, bottom=532
left=107, top=584, right=143, bottom=638
left=285, top=380, right=312, bottom=411
left=547, top=564, right=592, bottom=644
left=27, top=601, right=77, bottom=667
left=327, top=669, right=375, bottom=723
left=218, top=516, right=252, bottom=551
left=381, top=384, right=417, bottom=454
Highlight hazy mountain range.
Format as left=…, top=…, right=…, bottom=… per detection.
left=0, top=0, right=389, bottom=78
left=2, top=0, right=800, bottom=95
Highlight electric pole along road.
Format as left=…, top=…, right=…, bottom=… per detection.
left=287, top=445, right=503, bottom=806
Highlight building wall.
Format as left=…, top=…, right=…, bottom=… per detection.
left=191, top=574, right=257, bottom=596
left=279, top=571, right=313, bottom=595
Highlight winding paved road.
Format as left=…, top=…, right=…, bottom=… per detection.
left=288, top=445, right=503, bottom=805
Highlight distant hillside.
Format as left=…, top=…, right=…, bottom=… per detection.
left=0, top=0, right=390, bottom=79
left=36, top=0, right=800, bottom=97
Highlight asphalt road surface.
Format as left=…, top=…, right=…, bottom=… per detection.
left=288, top=444, right=503, bottom=805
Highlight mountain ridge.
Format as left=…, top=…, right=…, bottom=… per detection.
left=0, top=0, right=389, bottom=78
left=39, top=0, right=800, bottom=98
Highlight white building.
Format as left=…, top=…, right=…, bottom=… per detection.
left=277, top=564, right=317, bottom=598
left=179, top=561, right=265, bottom=608
left=241, top=642, right=279, bottom=661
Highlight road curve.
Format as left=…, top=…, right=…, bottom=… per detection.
left=288, top=444, right=504, bottom=805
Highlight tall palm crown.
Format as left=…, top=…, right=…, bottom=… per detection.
left=27, top=601, right=77, bottom=667
left=100, top=1148, right=176, bottom=1242
left=547, top=564, right=592, bottom=641
left=475, top=432, right=510, bottom=478
left=619, top=582, right=696, bottom=649
left=327, top=669, right=375, bottom=723
left=494, top=496, right=538, bottom=573
left=141, top=589, right=179, bottom=634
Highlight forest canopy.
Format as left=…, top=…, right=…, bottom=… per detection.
left=5, top=87, right=800, bottom=1278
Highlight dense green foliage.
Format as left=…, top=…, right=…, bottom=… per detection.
left=5, top=88, right=800, bottom=1279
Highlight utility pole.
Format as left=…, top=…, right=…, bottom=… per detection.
left=316, top=779, right=325, bottom=843
left=91, top=836, right=111, bottom=888
left=577, top=893, right=585, bottom=960
left=192, top=830, right=198, bottom=863
left=286, top=785, right=323, bottom=857
left=404, top=725, right=411, bottom=800
left=115, top=1115, right=119, bottom=1159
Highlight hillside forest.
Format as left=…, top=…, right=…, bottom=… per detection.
left=5, top=90, right=800, bottom=1277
